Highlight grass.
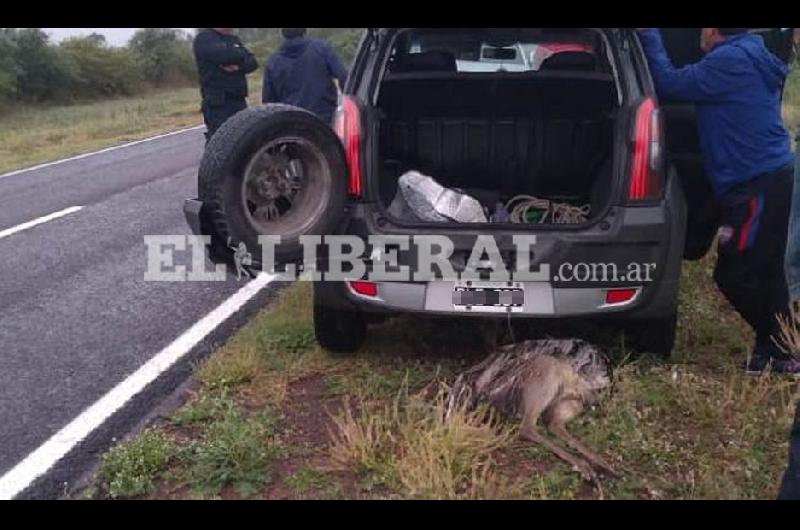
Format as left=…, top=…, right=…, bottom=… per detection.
left=778, top=305, right=800, bottom=358
left=167, top=391, right=234, bottom=428
left=0, top=75, right=264, bottom=175
left=327, top=385, right=518, bottom=500
left=186, top=403, right=283, bottom=498
left=96, top=392, right=284, bottom=499
left=85, top=258, right=800, bottom=500
left=284, top=467, right=341, bottom=499
left=99, top=429, right=177, bottom=499
left=196, top=345, right=262, bottom=391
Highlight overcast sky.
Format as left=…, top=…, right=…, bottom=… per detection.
left=41, top=28, right=195, bottom=47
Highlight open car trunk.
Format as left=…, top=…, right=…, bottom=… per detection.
left=373, top=28, right=621, bottom=228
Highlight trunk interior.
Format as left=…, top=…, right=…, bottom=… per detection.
left=375, top=73, right=620, bottom=226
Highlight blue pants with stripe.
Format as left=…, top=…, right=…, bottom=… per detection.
left=713, top=167, right=794, bottom=355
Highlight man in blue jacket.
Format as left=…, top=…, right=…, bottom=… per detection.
left=193, top=28, right=258, bottom=141
left=638, top=28, right=797, bottom=375
left=262, top=28, right=349, bottom=124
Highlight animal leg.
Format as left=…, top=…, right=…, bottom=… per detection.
left=546, top=401, right=620, bottom=479
left=520, top=421, right=600, bottom=486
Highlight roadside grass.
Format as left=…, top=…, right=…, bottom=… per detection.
left=89, top=258, right=800, bottom=500
left=284, top=466, right=342, bottom=499
left=97, top=395, right=284, bottom=499
left=328, top=384, right=519, bottom=499
left=184, top=403, right=284, bottom=499
left=98, top=428, right=178, bottom=499
left=0, top=76, right=264, bottom=175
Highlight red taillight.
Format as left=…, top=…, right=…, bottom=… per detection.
left=334, top=96, right=362, bottom=197
left=349, top=281, right=378, bottom=298
left=628, top=98, right=664, bottom=202
left=605, top=288, right=639, bottom=306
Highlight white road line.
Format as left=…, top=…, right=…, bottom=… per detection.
left=0, top=206, right=85, bottom=241
left=0, top=125, right=204, bottom=180
left=0, top=272, right=277, bottom=500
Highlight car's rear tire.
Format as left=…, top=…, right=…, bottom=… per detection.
left=624, top=312, right=678, bottom=360
left=313, top=303, right=367, bottom=355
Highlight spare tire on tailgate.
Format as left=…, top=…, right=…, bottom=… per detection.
left=198, top=104, right=348, bottom=266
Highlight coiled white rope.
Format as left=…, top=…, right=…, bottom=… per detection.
left=506, top=195, right=591, bottom=225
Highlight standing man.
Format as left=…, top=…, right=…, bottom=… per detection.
left=779, top=128, right=800, bottom=499
left=638, top=28, right=799, bottom=375
left=193, top=28, right=258, bottom=141
left=262, top=28, right=348, bottom=124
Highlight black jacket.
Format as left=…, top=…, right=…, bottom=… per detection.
left=193, top=29, right=258, bottom=100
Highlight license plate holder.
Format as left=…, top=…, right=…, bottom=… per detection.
left=452, top=281, right=525, bottom=313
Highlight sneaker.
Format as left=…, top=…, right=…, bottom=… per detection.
left=743, top=355, right=800, bottom=378
left=743, top=354, right=772, bottom=376
left=770, top=357, right=800, bottom=378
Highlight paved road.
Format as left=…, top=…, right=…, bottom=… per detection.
left=0, top=129, right=279, bottom=498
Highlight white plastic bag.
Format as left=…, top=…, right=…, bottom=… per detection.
left=393, top=171, right=488, bottom=223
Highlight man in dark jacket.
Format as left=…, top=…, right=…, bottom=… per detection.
left=262, top=28, right=348, bottom=124
left=193, top=28, right=258, bottom=141
left=639, top=28, right=798, bottom=375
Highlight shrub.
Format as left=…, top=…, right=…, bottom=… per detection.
left=129, top=28, right=196, bottom=86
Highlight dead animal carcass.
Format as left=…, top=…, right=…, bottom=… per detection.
left=448, top=339, right=618, bottom=487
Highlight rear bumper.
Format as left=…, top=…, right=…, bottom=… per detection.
left=314, top=275, right=676, bottom=321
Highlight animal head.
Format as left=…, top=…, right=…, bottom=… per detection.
left=514, top=338, right=612, bottom=393
left=566, top=340, right=612, bottom=392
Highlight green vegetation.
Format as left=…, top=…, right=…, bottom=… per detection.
left=86, top=266, right=800, bottom=499
left=0, top=28, right=361, bottom=111
left=99, top=429, right=177, bottom=499
left=186, top=403, right=283, bottom=498
left=0, top=28, right=196, bottom=108
left=0, top=28, right=362, bottom=173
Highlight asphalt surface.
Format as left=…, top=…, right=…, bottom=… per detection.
left=0, top=129, right=280, bottom=498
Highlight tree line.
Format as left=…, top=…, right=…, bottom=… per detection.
left=0, top=28, right=363, bottom=110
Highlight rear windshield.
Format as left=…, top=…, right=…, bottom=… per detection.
left=388, top=28, right=607, bottom=74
